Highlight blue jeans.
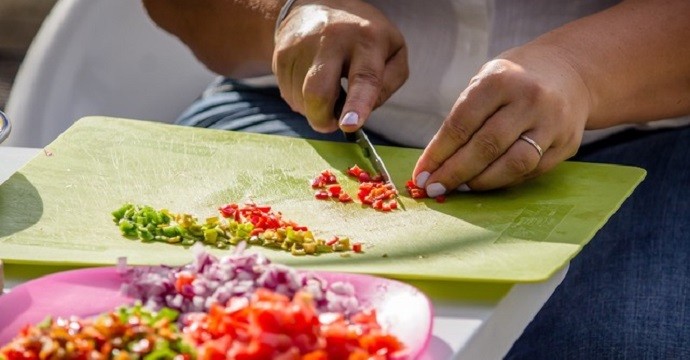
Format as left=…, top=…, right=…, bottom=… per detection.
left=178, top=78, right=690, bottom=359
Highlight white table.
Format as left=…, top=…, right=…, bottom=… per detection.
left=0, top=146, right=567, bottom=360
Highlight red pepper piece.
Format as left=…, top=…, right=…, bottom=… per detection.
left=328, top=185, right=342, bottom=197
left=315, top=190, right=330, bottom=200
left=347, top=165, right=364, bottom=177
left=352, top=243, right=363, bottom=253
left=326, top=236, right=339, bottom=246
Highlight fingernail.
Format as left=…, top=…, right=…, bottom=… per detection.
left=415, top=171, right=430, bottom=187
left=340, top=111, right=359, bottom=126
left=457, top=184, right=471, bottom=192
left=426, top=183, right=446, bottom=198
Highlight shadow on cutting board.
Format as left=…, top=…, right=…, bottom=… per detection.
left=0, top=173, right=43, bottom=238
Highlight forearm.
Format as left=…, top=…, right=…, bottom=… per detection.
left=511, top=0, right=690, bottom=129
left=142, top=0, right=280, bottom=77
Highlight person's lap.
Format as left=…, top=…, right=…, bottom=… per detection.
left=178, top=78, right=690, bottom=359
left=176, top=77, right=397, bottom=146
left=506, top=127, right=690, bottom=359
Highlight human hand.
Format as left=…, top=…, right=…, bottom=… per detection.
left=273, top=0, right=408, bottom=133
left=413, top=45, right=592, bottom=195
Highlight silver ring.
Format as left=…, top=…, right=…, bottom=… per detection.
left=0, top=110, right=11, bottom=145
left=518, top=134, right=543, bottom=157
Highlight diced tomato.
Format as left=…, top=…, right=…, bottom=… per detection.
left=352, top=243, right=363, bottom=253
left=435, top=195, right=446, bottom=203
left=303, top=350, right=328, bottom=360
left=338, top=193, right=353, bottom=203
left=175, top=271, right=195, bottom=294
left=360, top=333, right=404, bottom=356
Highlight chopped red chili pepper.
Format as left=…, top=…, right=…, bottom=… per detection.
left=347, top=165, right=364, bottom=177
left=312, top=166, right=400, bottom=212
left=327, top=236, right=339, bottom=246
left=328, top=185, right=342, bottom=197
left=405, top=180, right=428, bottom=199
left=315, top=190, right=330, bottom=200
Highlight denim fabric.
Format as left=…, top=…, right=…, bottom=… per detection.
left=506, top=127, right=690, bottom=359
left=176, top=77, right=397, bottom=146
left=178, top=78, right=690, bottom=359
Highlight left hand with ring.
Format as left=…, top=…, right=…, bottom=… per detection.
left=412, top=44, right=591, bottom=195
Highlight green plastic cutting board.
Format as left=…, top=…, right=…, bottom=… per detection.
left=0, top=117, right=645, bottom=282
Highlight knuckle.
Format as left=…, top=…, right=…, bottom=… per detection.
left=423, top=146, right=446, bottom=169
left=443, top=120, right=473, bottom=144
left=445, top=170, right=466, bottom=187
left=272, top=45, right=290, bottom=64
left=303, top=80, right=329, bottom=105
left=350, top=68, right=383, bottom=89
left=504, top=155, right=534, bottom=176
left=358, top=23, right=382, bottom=43
left=473, top=134, right=503, bottom=160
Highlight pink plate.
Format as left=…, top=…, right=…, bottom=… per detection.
left=0, top=267, right=433, bottom=359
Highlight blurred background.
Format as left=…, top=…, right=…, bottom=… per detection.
left=0, top=0, right=57, bottom=111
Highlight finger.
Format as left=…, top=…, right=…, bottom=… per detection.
left=290, top=59, right=311, bottom=115
left=419, top=107, right=530, bottom=196
left=273, top=52, right=299, bottom=113
left=412, top=76, right=506, bottom=187
left=338, top=45, right=388, bottom=131
left=376, top=45, right=409, bottom=108
left=302, top=53, right=345, bottom=133
left=465, top=132, right=551, bottom=191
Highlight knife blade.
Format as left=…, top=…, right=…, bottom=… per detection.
left=334, top=87, right=400, bottom=197
left=345, top=129, right=398, bottom=192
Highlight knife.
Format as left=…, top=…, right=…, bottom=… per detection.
left=334, top=87, right=400, bottom=197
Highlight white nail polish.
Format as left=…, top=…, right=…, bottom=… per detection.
left=426, top=183, right=446, bottom=198
left=456, top=184, right=471, bottom=192
left=340, top=111, right=359, bottom=126
left=415, top=171, right=430, bottom=187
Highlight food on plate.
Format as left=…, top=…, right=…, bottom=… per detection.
left=1, top=247, right=408, bottom=359
left=119, top=244, right=362, bottom=315
left=112, top=202, right=362, bottom=255
left=183, top=288, right=403, bottom=359
left=0, top=304, right=193, bottom=360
